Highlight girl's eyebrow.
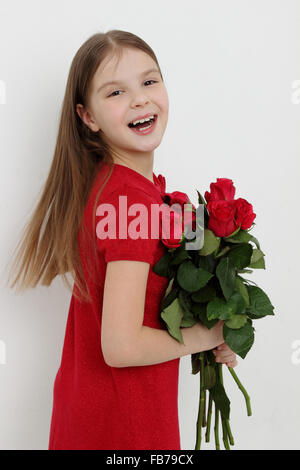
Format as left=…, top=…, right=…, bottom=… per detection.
left=97, top=67, right=160, bottom=93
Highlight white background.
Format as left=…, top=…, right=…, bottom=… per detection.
left=0, top=0, right=299, bottom=450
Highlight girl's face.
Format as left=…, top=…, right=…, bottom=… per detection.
left=76, top=47, right=169, bottom=161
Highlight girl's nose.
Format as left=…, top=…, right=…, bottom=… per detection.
left=130, top=93, right=150, bottom=107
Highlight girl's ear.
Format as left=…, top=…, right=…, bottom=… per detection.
left=76, top=103, right=100, bottom=132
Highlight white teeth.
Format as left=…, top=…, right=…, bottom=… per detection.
left=131, top=115, right=155, bottom=126
left=139, top=123, right=152, bottom=131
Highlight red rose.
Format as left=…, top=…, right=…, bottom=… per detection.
left=163, top=191, right=197, bottom=234
left=232, top=198, right=256, bottom=230
left=207, top=200, right=239, bottom=237
left=205, top=178, right=236, bottom=203
left=160, top=204, right=184, bottom=249
left=163, top=191, right=190, bottom=208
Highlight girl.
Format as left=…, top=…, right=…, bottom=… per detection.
left=8, top=29, right=237, bottom=450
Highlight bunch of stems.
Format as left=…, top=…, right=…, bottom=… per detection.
left=195, top=352, right=252, bottom=450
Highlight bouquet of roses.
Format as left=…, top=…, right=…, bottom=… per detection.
left=153, top=177, right=275, bottom=450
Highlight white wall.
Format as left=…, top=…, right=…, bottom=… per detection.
left=0, top=0, right=299, bottom=450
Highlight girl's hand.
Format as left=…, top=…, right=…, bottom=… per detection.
left=212, top=342, right=238, bottom=368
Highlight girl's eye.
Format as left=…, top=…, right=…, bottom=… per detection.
left=108, top=90, right=123, bottom=97
left=107, top=80, right=158, bottom=98
left=144, top=80, right=157, bottom=86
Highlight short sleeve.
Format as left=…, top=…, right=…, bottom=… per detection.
left=95, top=185, right=161, bottom=264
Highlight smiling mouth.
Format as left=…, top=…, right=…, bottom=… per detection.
left=128, top=114, right=157, bottom=130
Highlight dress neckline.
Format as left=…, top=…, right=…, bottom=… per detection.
left=112, top=163, right=165, bottom=196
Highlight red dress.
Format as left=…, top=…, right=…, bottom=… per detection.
left=48, top=162, right=181, bottom=450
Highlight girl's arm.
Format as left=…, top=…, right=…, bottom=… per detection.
left=101, top=260, right=225, bottom=368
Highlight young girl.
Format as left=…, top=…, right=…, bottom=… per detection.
left=8, top=29, right=237, bottom=450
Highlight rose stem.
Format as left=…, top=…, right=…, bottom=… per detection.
left=195, top=352, right=205, bottom=449
left=225, top=419, right=234, bottom=445
left=218, top=364, right=230, bottom=450
left=202, top=388, right=207, bottom=427
left=227, top=367, right=252, bottom=416
left=205, top=391, right=213, bottom=442
left=221, top=413, right=230, bottom=450
left=214, top=402, right=220, bottom=450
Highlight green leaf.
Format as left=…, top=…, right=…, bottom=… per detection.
left=178, top=289, right=192, bottom=310
left=198, top=229, right=220, bottom=256
left=223, top=320, right=255, bottom=359
left=215, top=246, right=231, bottom=258
left=178, top=290, right=197, bottom=327
left=246, top=285, right=275, bottom=318
left=192, top=303, right=219, bottom=329
left=207, top=298, right=233, bottom=321
left=249, top=249, right=265, bottom=269
left=177, top=260, right=213, bottom=292
left=160, top=298, right=184, bottom=343
left=153, top=252, right=171, bottom=277
left=191, top=284, right=217, bottom=303
left=235, top=276, right=250, bottom=307
left=191, top=302, right=202, bottom=317
left=227, top=243, right=253, bottom=269
left=215, top=257, right=236, bottom=301
left=170, top=246, right=191, bottom=266
left=168, top=265, right=177, bottom=280
left=249, top=248, right=265, bottom=269
left=198, top=254, right=216, bottom=273
left=249, top=257, right=265, bottom=269
left=250, top=248, right=264, bottom=263
left=181, top=311, right=198, bottom=327
left=196, top=191, right=210, bottom=226
left=204, top=365, right=217, bottom=389
left=224, top=229, right=260, bottom=250
left=197, top=190, right=206, bottom=205
left=225, top=314, right=248, bottom=329
left=164, top=278, right=174, bottom=297
left=227, top=291, right=247, bottom=315
left=210, top=381, right=231, bottom=420
left=207, top=291, right=246, bottom=322
left=161, top=285, right=179, bottom=311
left=249, top=234, right=260, bottom=250
left=224, top=229, right=251, bottom=243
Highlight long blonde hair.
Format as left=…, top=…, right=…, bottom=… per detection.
left=6, top=29, right=164, bottom=303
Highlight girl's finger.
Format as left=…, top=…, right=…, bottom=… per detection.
left=216, top=355, right=236, bottom=363
left=216, top=343, right=235, bottom=355
left=214, top=351, right=236, bottom=361
left=217, top=342, right=230, bottom=351
left=226, top=359, right=238, bottom=368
